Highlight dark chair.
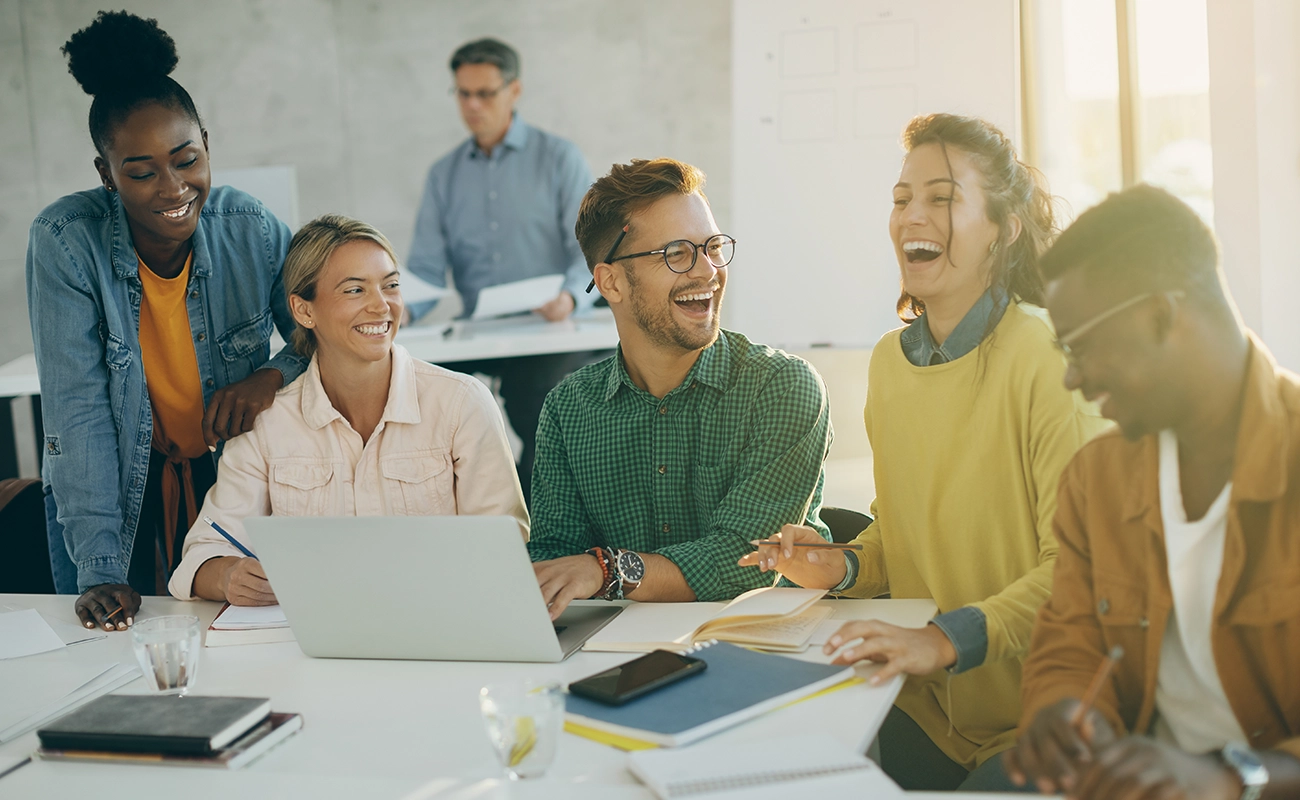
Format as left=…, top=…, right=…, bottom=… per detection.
left=0, top=478, right=56, bottom=593
left=819, top=505, right=873, bottom=544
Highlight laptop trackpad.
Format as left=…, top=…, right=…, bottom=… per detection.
left=553, top=604, right=623, bottom=658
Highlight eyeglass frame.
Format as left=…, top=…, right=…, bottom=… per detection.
left=450, top=82, right=512, bottom=103
left=584, top=225, right=737, bottom=294
left=1054, top=289, right=1185, bottom=364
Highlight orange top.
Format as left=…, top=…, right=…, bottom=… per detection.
left=138, top=253, right=206, bottom=459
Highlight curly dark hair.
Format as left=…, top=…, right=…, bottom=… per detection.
left=61, top=10, right=202, bottom=155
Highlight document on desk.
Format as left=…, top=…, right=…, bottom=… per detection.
left=0, top=660, right=140, bottom=743
left=0, top=609, right=66, bottom=659
left=470, top=274, right=565, bottom=320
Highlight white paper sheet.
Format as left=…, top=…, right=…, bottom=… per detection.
left=399, top=271, right=451, bottom=305
left=0, top=609, right=66, bottom=659
left=0, top=661, right=140, bottom=743
left=470, top=274, right=565, bottom=320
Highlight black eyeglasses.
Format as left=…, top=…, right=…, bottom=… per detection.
left=1053, top=290, right=1185, bottom=365
left=450, top=83, right=510, bottom=102
left=585, top=226, right=737, bottom=293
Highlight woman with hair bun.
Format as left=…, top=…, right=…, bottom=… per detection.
left=27, top=11, right=306, bottom=630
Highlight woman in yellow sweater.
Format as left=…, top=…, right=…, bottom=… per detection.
left=739, top=113, right=1107, bottom=790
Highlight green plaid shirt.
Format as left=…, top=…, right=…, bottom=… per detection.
left=527, top=329, right=833, bottom=601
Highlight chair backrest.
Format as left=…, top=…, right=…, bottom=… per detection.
left=818, top=505, right=873, bottom=544
left=0, top=478, right=55, bottom=593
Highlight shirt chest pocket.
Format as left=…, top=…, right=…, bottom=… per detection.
left=1094, top=580, right=1151, bottom=705
left=269, top=463, right=335, bottom=517
left=381, top=452, right=453, bottom=516
left=216, top=309, right=274, bottom=379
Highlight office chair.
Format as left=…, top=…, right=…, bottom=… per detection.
left=818, top=505, right=873, bottom=544
left=0, top=478, right=56, bottom=593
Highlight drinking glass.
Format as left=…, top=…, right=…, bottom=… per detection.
left=131, top=615, right=201, bottom=695
left=478, top=681, right=564, bottom=780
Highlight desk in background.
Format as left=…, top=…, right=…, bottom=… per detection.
left=0, top=594, right=939, bottom=799
left=0, top=310, right=621, bottom=480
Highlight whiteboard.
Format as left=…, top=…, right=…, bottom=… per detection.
left=729, top=0, right=1020, bottom=349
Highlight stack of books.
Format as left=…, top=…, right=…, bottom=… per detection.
left=35, top=695, right=302, bottom=769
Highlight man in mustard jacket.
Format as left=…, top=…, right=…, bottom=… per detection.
left=1006, top=185, right=1300, bottom=799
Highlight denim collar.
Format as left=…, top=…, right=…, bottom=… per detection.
left=900, top=288, right=1008, bottom=366
left=468, top=113, right=529, bottom=159
left=300, top=344, right=421, bottom=431
left=109, top=189, right=213, bottom=281
left=604, top=330, right=730, bottom=402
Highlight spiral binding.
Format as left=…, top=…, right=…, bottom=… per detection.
left=664, top=761, right=871, bottom=797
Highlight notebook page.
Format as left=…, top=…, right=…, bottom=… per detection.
left=697, top=604, right=833, bottom=649
left=210, top=604, right=289, bottom=630
left=582, top=602, right=724, bottom=651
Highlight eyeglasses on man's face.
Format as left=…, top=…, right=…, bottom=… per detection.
left=585, top=228, right=737, bottom=293
left=1053, top=290, right=1185, bottom=364
left=451, top=83, right=510, bottom=103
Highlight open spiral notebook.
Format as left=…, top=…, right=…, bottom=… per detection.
left=627, top=733, right=903, bottom=798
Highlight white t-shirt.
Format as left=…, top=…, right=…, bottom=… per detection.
left=1153, top=429, right=1247, bottom=753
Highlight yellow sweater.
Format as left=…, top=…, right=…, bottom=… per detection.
left=843, top=302, right=1108, bottom=768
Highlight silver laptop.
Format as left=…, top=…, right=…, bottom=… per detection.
left=243, top=515, right=621, bottom=662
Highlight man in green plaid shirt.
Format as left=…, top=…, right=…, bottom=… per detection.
left=529, top=158, right=833, bottom=618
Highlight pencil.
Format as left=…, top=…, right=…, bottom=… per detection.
left=751, top=540, right=863, bottom=551
left=104, top=605, right=123, bottom=621
left=203, top=516, right=259, bottom=561
left=1069, top=645, right=1124, bottom=728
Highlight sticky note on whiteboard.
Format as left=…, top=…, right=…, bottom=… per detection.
left=855, top=21, right=919, bottom=73
left=780, top=27, right=837, bottom=78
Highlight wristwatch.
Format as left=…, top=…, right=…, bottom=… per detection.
left=1220, top=742, right=1269, bottom=800
left=612, top=550, right=645, bottom=598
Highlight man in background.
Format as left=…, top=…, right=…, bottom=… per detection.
left=407, top=38, right=601, bottom=499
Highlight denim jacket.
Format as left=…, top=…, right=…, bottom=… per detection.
left=26, top=185, right=308, bottom=592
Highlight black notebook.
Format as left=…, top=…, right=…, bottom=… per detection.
left=38, top=695, right=271, bottom=755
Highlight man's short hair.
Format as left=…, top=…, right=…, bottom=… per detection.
left=575, top=158, right=708, bottom=271
left=449, top=38, right=519, bottom=83
left=1039, top=184, right=1222, bottom=302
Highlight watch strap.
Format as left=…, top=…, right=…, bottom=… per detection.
left=1221, top=742, right=1269, bottom=800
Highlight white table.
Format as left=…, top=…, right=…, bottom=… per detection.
left=0, top=594, right=943, bottom=799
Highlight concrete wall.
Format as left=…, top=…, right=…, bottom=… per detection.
left=0, top=0, right=733, bottom=361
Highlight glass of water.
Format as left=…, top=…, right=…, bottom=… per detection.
left=479, top=681, right=564, bottom=780
left=131, top=615, right=201, bottom=695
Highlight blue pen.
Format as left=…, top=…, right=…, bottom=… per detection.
left=203, top=516, right=258, bottom=560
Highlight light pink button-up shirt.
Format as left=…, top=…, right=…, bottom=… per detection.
left=168, top=344, right=528, bottom=600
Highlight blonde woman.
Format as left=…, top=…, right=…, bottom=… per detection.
left=169, top=215, right=528, bottom=604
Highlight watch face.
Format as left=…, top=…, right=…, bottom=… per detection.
left=618, top=551, right=645, bottom=583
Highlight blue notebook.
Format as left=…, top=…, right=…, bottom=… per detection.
left=565, top=641, right=854, bottom=747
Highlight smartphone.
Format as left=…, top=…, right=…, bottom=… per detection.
left=568, top=649, right=708, bottom=705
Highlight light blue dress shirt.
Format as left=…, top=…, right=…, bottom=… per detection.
left=406, top=115, right=595, bottom=318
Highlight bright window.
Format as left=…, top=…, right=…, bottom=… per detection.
left=1024, top=0, right=1213, bottom=225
